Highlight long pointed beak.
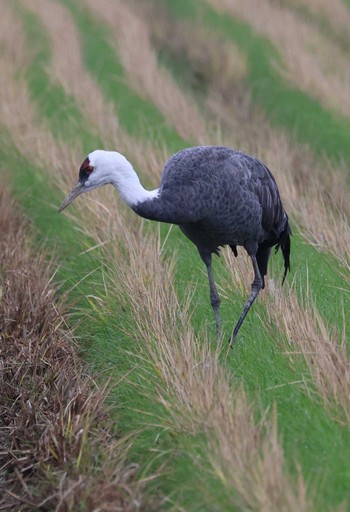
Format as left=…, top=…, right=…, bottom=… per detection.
left=58, top=182, right=84, bottom=212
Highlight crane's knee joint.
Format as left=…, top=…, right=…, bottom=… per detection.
left=211, top=295, right=221, bottom=310
left=251, top=278, right=263, bottom=292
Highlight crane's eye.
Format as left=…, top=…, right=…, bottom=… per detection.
left=79, top=157, right=94, bottom=182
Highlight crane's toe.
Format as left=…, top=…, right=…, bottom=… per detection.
left=228, top=333, right=236, bottom=348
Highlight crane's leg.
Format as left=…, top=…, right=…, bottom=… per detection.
left=229, top=255, right=263, bottom=347
left=199, top=249, right=221, bottom=337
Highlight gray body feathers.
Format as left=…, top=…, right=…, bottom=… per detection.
left=63, top=145, right=291, bottom=344
left=134, top=146, right=290, bottom=276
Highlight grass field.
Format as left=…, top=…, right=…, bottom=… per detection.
left=1, top=0, right=350, bottom=510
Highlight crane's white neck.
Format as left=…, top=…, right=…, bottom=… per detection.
left=88, top=150, right=159, bottom=207
left=109, top=156, right=159, bottom=206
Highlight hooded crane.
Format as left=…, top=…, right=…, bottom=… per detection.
left=59, top=146, right=291, bottom=346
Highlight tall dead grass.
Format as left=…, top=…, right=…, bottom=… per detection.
left=225, top=255, right=350, bottom=450
left=207, top=0, right=350, bottom=120
left=139, top=0, right=350, bottom=281
left=17, top=0, right=350, bottom=440
left=0, top=2, right=63, bottom=169
left=140, top=0, right=248, bottom=110
left=138, top=2, right=350, bottom=432
left=0, top=186, right=155, bottom=511
left=83, top=0, right=209, bottom=144
left=268, top=281, right=350, bottom=426
left=106, top=212, right=310, bottom=512
left=259, top=137, right=350, bottom=277
left=221, top=247, right=350, bottom=427
left=22, top=0, right=120, bottom=143
left=297, top=195, right=350, bottom=279
left=0, top=3, right=311, bottom=509
left=4, top=0, right=346, bottom=428
left=278, top=0, right=350, bottom=45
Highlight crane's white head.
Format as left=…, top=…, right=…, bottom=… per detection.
left=58, top=150, right=135, bottom=212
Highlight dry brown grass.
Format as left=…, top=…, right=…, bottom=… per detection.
left=83, top=0, right=210, bottom=144
left=298, top=195, right=350, bottom=279
left=221, top=247, right=350, bottom=427
left=21, top=0, right=172, bottom=190
left=22, top=0, right=119, bottom=143
left=142, top=0, right=248, bottom=107
left=207, top=0, right=350, bottom=120
left=0, top=0, right=29, bottom=69
left=258, top=137, right=350, bottom=278
left=0, top=186, right=155, bottom=511
left=108, top=216, right=310, bottom=512
left=0, top=1, right=64, bottom=171
left=0, top=4, right=311, bottom=509
left=144, top=0, right=350, bottom=250
left=138, top=2, right=350, bottom=432
left=267, top=280, right=350, bottom=426
left=14, top=0, right=350, bottom=446
left=205, top=401, right=308, bottom=512
left=277, top=0, right=350, bottom=44
left=138, top=0, right=350, bottom=286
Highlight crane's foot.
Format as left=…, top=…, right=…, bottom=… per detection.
left=228, top=316, right=242, bottom=348
left=228, top=259, right=263, bottom=349
left=228, top=334, right=236, bottom=348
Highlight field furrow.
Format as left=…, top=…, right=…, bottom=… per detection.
left=1, top=0, right=349, bottom=510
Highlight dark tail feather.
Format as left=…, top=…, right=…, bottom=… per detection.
left=281, top=233, right=291, bottom=285
left=256, top=246, right=271, bottom=289
left=230, top=245, right=238, bottom=257
left=275, top=216, right=291, bottom=285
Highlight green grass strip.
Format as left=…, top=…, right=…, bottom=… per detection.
left=14, top=1, right=97, bottom=153
left=3, top=131, right=350, bottom=508
left=343, top=0, right=350, bottom=11
left=0, top=140, right=181, bottom=502
left=54, top=0, right=349, bottom=336
left=127, top=1, right=350, bottom=506
left=3, top=5, right=266, bottom=508
left=157, top=0, right=350, bottom=169
left=276, top=0, right=350, bottom=53
left=11, top=1, right=350, bottom=508
left=59, top=0, right=185, bottom=152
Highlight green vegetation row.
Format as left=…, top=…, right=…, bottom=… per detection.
left=2, top=0, right=349, bottom=509
left=139, top=1, right=350, bottom=506
left=156, top=0, right=350, bottom=169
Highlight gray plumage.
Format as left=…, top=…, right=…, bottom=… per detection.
left=133, top=146, right=291, bottom=344
left=60, top=145, right=291, bottom=346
